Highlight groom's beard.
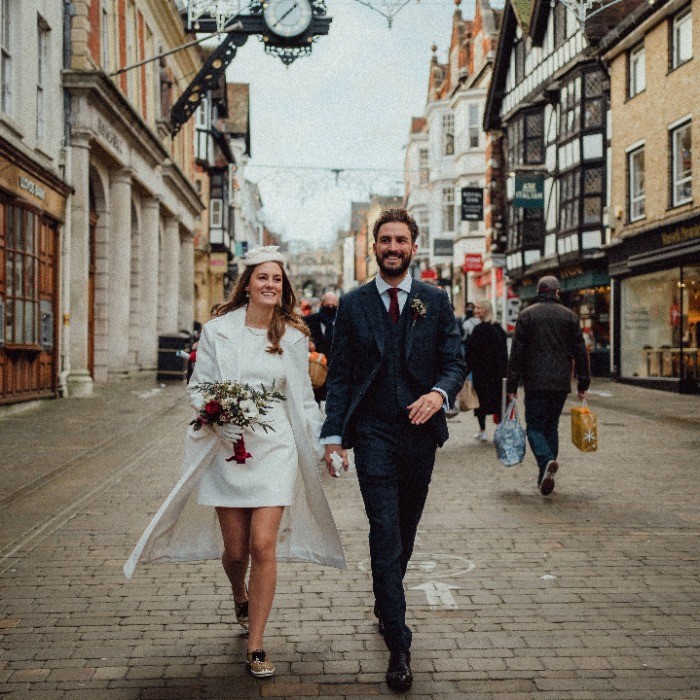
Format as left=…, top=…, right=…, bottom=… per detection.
left=376, top=250, right=413, bottom=277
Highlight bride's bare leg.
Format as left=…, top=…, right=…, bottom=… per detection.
left=246, top=506, right=284, bottom=652
left=216, top=507, right=251, bottom=602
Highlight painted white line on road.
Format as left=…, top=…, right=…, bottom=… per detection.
left=358, top=552, right=475, bottom=580
left=410, top=581, right=460, bottom=609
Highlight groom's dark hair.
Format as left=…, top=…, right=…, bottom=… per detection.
left=372, top=208, right=420, bottom=243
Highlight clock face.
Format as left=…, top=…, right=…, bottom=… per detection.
left=263, top=0, right=313, bottom=38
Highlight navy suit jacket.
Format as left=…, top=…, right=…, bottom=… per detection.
left=321, top=278, right=466, bottom=448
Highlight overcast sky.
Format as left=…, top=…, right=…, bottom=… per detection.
left=224, top=0, right=465, bottom=246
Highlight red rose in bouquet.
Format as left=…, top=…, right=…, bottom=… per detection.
left=189, top=380, right=285, bottom=464
left=204, top=400, right=222, bottom=419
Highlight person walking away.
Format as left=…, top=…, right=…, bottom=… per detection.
left=124, top=246, right=345, bottom=678
left=461, top=302, right=480, bottom=357
left=506, top=275, right=590, bottom=496
left=321, top=208, right=466, bottom=692
left=464, top=300, right=508, bottom=441
left=304, top=292, right=339, bottom=404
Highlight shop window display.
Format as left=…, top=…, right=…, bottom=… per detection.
left=621, top=267, right=700, bottom=385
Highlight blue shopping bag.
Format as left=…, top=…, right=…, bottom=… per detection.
left=493, top=398, right=526, bottom=467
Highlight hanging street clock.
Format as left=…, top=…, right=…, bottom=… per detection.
left=171, top=0, right=332, bottom=135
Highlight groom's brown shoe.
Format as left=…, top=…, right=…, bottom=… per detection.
left=386, top=650, right=412, bottom=692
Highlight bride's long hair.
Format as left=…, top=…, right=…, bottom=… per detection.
left=214, top=262, right=309, bottom=354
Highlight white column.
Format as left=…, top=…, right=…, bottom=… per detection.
left=160, top=217, right=180, bottom=332
left=66, top=134, right=94, bottom=397
left=178, top=230, right=195, bottom=333
left=139, top=196, right=160, bottom=369
left=107, top=170, right=132, bottom=375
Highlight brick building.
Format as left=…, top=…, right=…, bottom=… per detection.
left=597, top=0, right=700, bottom=393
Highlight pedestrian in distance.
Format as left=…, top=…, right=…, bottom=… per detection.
left=506, top=275, right=590, bottom=496
left=464, top=299, right=508, bottom=442
left=304, top=292, right=339, bottom=404
left=124, top=246, right=345, bottom=679
left=321, top=208, right=466, bottom=693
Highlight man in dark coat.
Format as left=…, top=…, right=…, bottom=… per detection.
left=506, top=275, right=590, bottom=496
left=321, top=208, right=466, bottom=693
left=304, top=292, right=339, bottom=402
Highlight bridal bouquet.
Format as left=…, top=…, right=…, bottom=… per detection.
left=189, top=380, right=286, bottom=464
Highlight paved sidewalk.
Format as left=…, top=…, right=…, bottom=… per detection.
left=0, top=376, right=699, bottom=699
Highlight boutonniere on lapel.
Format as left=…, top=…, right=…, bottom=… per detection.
left=410, top=298, right=428, bottom=327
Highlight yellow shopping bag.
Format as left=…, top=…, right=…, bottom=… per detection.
left=571, top=401, right=597, bottom=452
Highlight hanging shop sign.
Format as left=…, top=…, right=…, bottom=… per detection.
left=433, top=238, right=454, bottom=257
left=461, top=187, right=483, bottom=221
left=209, top=252, right=229, bottom=274
left=462, top=253, right=483, bottom=272
left=514, top=173, right=544, bottom=209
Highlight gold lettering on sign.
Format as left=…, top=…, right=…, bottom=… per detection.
left=19, top=175, right=46, bottom=200
left=661, top=223, right=700, bottom=246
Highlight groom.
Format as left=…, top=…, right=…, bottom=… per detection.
left=322, top=208, right=466, bottom=692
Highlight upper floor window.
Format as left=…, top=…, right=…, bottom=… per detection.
left=628, top=146, right=645, bottom=221
left=671, top=120, right=692, bottom=206
left=1, top=0, right=12, bottom=116
left=442, top=113, right=454, bottom=156
left=195, top=97, right=209, bottom=162
left=415, top=207, right=429, bottom=241
left=418, top=147, right=429, bottom=184
left=468, top=104, right=480, bottom=148
left=560, top=70, right=605, bottom=141
left=36, top=19, right=49, bottom=142
left=628, top=44, right=645, bottom=98
left=507, top=109, right=544, bottom=169
left=441, top=187, right=455, bottom=232
left=671, top=10, right=692, bottom=70
left=509, top=206, right=543, bottom=251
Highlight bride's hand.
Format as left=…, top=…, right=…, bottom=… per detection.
left=215, top=424, right=243, bottom=442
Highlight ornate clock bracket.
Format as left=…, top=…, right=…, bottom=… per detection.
left=171, top=0, right=331, bottom=136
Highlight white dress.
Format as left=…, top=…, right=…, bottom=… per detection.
left=196, top=326, right=299, bottom=508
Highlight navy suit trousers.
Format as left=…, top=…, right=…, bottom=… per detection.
left=353, top=416, right=437, bottom=652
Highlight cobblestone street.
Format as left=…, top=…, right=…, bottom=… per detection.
left=1, top=377, right=699, bottom=699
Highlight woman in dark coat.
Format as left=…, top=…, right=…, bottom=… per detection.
left=464, top=300, right=508, bottom=441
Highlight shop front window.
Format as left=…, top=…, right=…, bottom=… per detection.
left=4, top=204, right=40, bottom=345
left=620, top=267, right=700, bottom=383
left=680, top=265, right=700, bottom=386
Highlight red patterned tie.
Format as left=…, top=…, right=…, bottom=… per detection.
left=387, top=288, right=400, bottom=323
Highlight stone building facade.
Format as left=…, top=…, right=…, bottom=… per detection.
left=597, top=0, right=700, bottom=392
left=64, top=0, right=203, bottom=397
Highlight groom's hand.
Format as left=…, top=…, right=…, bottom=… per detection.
left=324, top=444, right=348, bottom=477
left=408, top=390, right=444, bottom=425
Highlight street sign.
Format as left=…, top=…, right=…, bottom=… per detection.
left=421, top=269, right=438, bottom=280
left=433, top=238, right=454, bottom=257
left=463, top=253, right=483, bottom=272
left=514, top=173, right=544, bottom=209
left=235, top=241, right=249, bottom=257
left=461, top=187, right=483, bottom=221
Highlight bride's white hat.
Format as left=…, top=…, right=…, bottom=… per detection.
left=242, top=245, right=286, bottom=267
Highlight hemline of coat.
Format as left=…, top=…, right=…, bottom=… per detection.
left=124, top=307, right=347, bottom=579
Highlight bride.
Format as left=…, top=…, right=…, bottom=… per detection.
left=124, top=246, right=345, bottom=678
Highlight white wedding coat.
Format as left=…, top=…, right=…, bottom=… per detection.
left=124, top=307, right=346, bottom=578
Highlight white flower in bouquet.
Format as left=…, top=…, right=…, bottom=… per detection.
left=239, top=399, right=258, bottom=419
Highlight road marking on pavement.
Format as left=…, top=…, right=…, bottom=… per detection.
left=540, top=573, right=557, bottom=580
left=358, top=552, right=475, bottom=580
left=410, top=581, right=460, bottom=609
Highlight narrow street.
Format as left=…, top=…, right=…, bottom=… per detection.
left=1, top=377, right=699, bottom=699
